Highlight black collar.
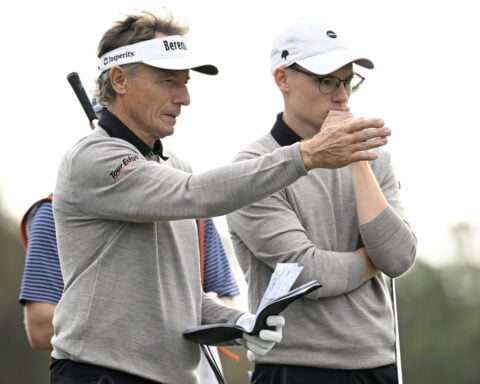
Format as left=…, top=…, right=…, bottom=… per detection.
left=270, top=113, right=302, bottom=147
left=98, top=109, right=168, bottom=160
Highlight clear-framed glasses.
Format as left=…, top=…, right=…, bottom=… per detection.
left=289, top=65, right=365, bottom=94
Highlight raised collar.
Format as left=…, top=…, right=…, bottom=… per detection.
left=98, top=109, right=168, bottom=160
left=270, top=112, right=302, bottom=147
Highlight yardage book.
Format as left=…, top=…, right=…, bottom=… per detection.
left=183, top=263, right=322, bottom=345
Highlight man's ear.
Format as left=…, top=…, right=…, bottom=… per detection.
left=109, top=66, right=127, bottom=95
left=273, top=67, right=290, bottom=92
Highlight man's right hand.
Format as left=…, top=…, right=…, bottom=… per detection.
left=299, top=111, right=391, bottom=170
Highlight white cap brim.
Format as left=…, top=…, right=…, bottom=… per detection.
left=142, top=58, right=218, bottom=75
left=297, top=49, right=374, bottom=75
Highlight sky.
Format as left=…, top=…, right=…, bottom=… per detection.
left=2, top=0, right=480, bottom=267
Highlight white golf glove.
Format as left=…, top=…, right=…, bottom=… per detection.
left=235, top=313, right=285, bottom=356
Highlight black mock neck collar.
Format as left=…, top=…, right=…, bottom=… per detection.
left=270, top=113, right=302, bottom=147
left=98, top=109, right=168, bottom=160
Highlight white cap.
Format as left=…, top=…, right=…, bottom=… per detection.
left=270, top=19, right=374, bottom=75
left=98, top=35, right=218, bottom=75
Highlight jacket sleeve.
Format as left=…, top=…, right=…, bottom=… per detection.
left=359, top=154, right=417, bottom=277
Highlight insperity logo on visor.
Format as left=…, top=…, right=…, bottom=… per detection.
left=98, top=35, right=189, bottom=72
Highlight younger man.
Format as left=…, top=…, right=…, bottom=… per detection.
left=227, top=19, right=417, bottom=384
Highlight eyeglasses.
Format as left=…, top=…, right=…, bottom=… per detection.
left=289, top=65, right=365, bottom=94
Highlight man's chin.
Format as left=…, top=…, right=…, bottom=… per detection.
left=159, top=124, right=175, bottom=138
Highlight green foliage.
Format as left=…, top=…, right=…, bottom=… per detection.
left=397, top=260, right=480, bottom=383
left=0, top=215, right=50, bottom=383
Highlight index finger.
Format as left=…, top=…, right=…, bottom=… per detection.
left=345, top=118, right=385, bottom=133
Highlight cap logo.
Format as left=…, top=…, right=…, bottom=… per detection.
left=163, top=39, right=187, bottom=52
left=281, top=50, right=289, bottom=60
left=102, top=50, right=135, bottom=68
left=98, top=35, right=189, bottom=72
left=326, top=30, right=337, bottom=39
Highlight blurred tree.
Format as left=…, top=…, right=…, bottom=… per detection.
left=398, top=261, right=480, bottom=382
left=449, top=221, right=478, bottom=264
left=0, top=213, right=50, bottom=383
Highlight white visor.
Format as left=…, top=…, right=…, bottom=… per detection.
left=98, top=35, right=218, bottom=75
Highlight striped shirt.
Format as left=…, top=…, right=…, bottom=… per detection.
left=19, top=201, right=63, bottom=304
left=202, top=218, right=240, bottom=298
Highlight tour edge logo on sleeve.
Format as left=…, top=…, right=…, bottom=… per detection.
left=110, top=154, right=140, bottom=182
